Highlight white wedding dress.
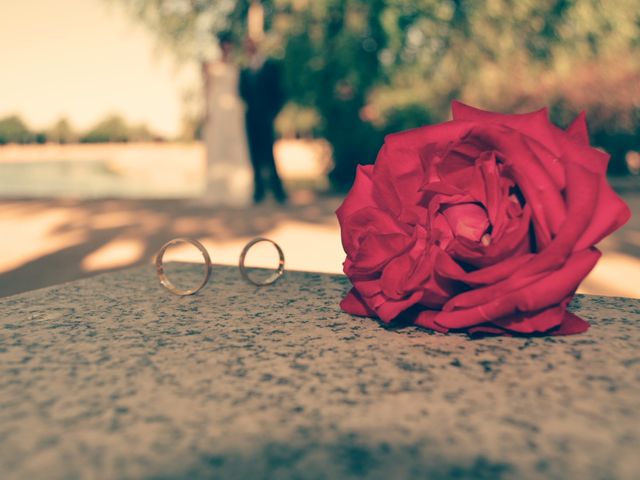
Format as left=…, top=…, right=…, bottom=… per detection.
left=202, top=61, right=253, bottom=206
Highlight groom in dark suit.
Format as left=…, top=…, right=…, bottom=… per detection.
left=239, top=38, right=287, bottom=204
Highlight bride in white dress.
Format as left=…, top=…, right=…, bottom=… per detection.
left=201, top=37, right=253, bottom=206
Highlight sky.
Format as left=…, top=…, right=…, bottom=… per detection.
left=0, top=0, right=195, bottom=137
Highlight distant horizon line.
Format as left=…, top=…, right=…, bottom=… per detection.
left=0, top=111, right=182, bottom=139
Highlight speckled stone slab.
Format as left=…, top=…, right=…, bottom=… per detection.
left=1, top=264, right=639, bottom=480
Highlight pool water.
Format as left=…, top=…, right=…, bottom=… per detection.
left=0, top=159, right=203, bottom=198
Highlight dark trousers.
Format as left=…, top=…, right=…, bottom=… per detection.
left=245, top=114, right=286, bottom=202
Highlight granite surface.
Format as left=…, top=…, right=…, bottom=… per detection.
left=0, top=263, right=639, bottom=480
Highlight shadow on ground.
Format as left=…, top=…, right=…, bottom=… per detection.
left=0, top=193, right=343, bottom=298
left=1, top=186, right=639, bottom=299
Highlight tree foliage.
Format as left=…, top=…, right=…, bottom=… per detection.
left=80, top=114, right=159, bottom=143
left=47, top=118, right=77, bottom=144
left=0, top=114, right=160, bottom=144
left=0, top=115, right=35, bottom=144
left=111, top=0, right=640, bottom=182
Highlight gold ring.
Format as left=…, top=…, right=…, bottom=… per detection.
left=155, top=238, right=211, bottom=295
left=238, top=237, right=285, bottom=286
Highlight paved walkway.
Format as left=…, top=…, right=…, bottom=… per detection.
left=0, top=192, right=343, bottom=297
left=0, top=191, right=639, bottom=299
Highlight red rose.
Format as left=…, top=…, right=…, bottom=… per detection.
left=336, top=101, right=630, bottom=335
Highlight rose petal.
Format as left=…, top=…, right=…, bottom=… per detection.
left=436, top=149, right=599, bottom=314
left=373, top=145, right=428, bottom=224
left=443, top=270, right=548, bottom=312
left=574, top=178, right=631, bottom=251
left=466, top=324, right=512, bottom=335
left=381, top=225, right=432, bottom=299
left=566, top=112, right=589, bottom=145
left=351, top=232, right=413, bottom=273
left=446, top=204, right=532, bottom=268
left=441, top=202, right=489, bottom=242
left=340, top=288, right=377, bottom=317
left=492, top=301, right=567, bottom=333
left=437, top=252, right=534, bottom=287
left=375, top=290, right=423, bottom=323
left=421, top=181, right=466, bottom=196
left=351, top=275, right=382, bottom=298
left=430, top=211, right=455, bottom=249
left=381, top=254, right=415, bottom=299
left=384, top=120, right=473, bottom=151
left=551, top=311, right=590, bottom=335
left=336, top=164, right=376, bottom=221
left=476, top=151, right=501, bottom=224
left=451, top=100, right=561, bottom=156
left=466, top=124, right=566, bottom=245
left=517, top=161, right=599, bottom=272
left=416, top=248, right=463, bottom=308
left=452, top=101, right=566, bottom=191
left=463, top=309, right=589, bottom=336
left=341, top=206, right=413, bottom=272
left=522, top=136, right=566, bottom=190
left=413, top=309, right=448, bottom=333
left=552, top=124, right=609, bottom=175
left=436, top=248, right=600, bottom=329
left=453, top=159, right=599, bottom=304
left=437, top=146, right=476, bottom=190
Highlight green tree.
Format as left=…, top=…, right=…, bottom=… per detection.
left=112, top=0, right=640, bottom=182
left=373, top=0, right=640, bottom=174
left=109, top=0, right=237, bottom=60
left=47, top=117, right=76, bottom=144
left=80, top=114, right=132, bottom=143
left=129, top=122, right=159, bottom=141
left=277, top=0, right=388, bottom=187
left=80, top=114, right=161, bottom=143
left=0, top=115, right=35, bottom=144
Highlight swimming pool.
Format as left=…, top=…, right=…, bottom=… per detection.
left=0, top=159, right=203, bottom=198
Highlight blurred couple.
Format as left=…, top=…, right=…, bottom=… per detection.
left=202, top=32, right=287, bottom=206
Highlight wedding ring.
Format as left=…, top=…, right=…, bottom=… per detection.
left=155, top=238, right=211, bottom=295
left=238, top=237, right=285, bottom=286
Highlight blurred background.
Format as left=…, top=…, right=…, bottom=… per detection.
left=1, top=0, right=639, bottom=299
